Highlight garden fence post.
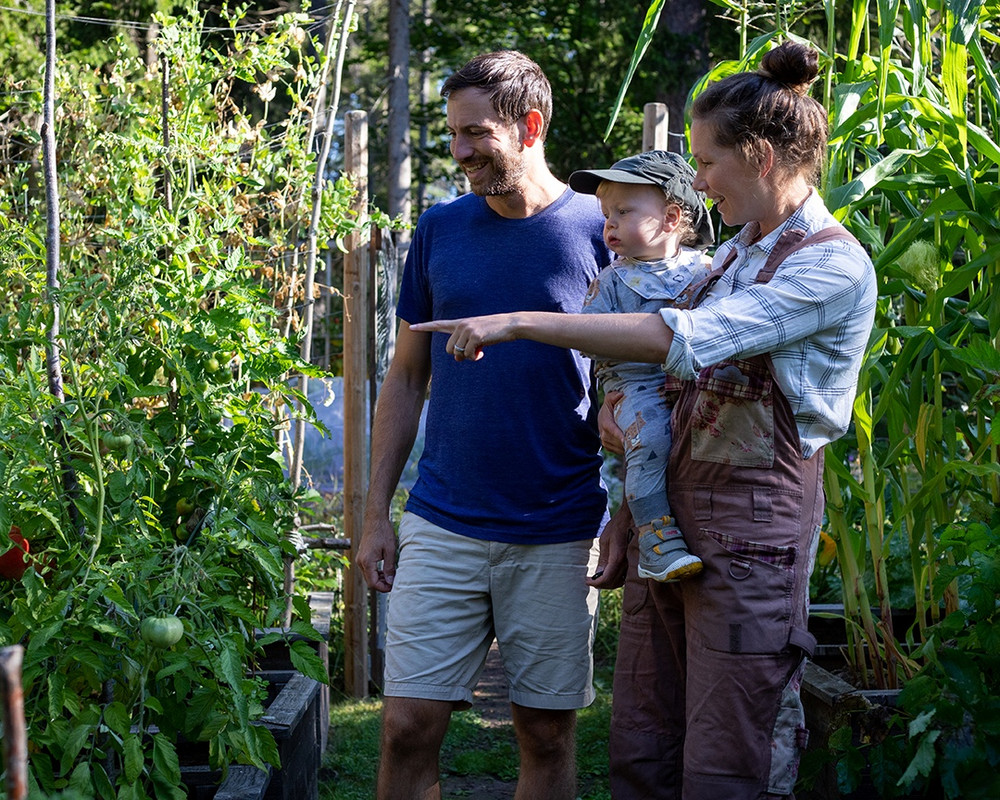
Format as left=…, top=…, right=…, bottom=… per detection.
left=0, top=645, right=27, bottom=800
left=643, top=102, right=668, bottom=151
left=343, top=109, right=371, bottom=698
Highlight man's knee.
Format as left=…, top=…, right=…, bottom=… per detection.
left=511, top=705, right=576, bottom=759
left=381, top=697, right=452, bottom=754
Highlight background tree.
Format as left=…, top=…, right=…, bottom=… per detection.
left=350, top=0, right=735, bottom=214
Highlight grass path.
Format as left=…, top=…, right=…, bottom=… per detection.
left=320, top=645, right=613, bottom=799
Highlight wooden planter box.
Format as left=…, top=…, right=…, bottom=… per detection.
left=259, top=669, right=324, bottom=800
left=799, top=605, right=942, bottom=800
left=807, top=602, right=927, bottom=669
left=178, top=669, right=324, bottom=800
left=255, top=591, right=334, bottom=753
left=798, top=661, right=903, bottom=800
left=181, top=594, right=335, bottom=799
left=183, top=764, right=270, bottom=800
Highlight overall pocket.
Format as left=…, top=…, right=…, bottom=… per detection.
left=690, top=359, right=775, bottom=468
left=686, top=527, right=795, bottom=654
left=621, top=529, right=650, bottom=615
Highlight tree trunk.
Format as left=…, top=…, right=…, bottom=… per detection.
left=387, top=0, right=412, bottom=240
left=416, top=0, right=432, bottom=219
left=656, top=0, right=710, bottom=153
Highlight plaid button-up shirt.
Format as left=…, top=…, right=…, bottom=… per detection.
left=660, top=190, right=877, bottom=458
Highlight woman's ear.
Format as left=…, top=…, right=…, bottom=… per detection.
left=521, top=109, right=544, bottom=147
left=756, top=140, right=775, bottom=178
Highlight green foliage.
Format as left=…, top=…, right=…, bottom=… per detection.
left=0, top=3, right=369, bottom=797
left=892, top=517, right=1000, bottom=798
left=0, top=1, right=179, bottom=91
left=603, top=0, right=667, bottom=139
left=816, top=0, right=1000, bottom=694
left=352, top=0, right=721, bottom=208
left=813, top=516, right=1000, bottom=799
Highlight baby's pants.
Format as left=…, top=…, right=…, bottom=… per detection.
left=613, top=386, right=674, bottom=528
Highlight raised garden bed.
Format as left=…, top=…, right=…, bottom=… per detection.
left=178, top=593, right=335, bottom=799
left=798, top=660, right=904, bottom=800
left=183, top=765, right=271, bottom=800
left=798, top=605, right=942, bottom=800
left=179, top=669, right=323, bottom=800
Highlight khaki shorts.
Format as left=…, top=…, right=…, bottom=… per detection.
left=383, top=512, right=601, bottom=710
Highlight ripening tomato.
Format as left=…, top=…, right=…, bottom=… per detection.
left=140, top=615, right=185, bottom=648
left=175, top=497, right=196, bottom=516
left=0, top=527, right=30, bottom=580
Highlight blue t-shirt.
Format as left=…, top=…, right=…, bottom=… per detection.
left=396, top=188, right=612, bottom=544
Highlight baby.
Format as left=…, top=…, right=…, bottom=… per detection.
left=570, top=150, right=713, bottom=581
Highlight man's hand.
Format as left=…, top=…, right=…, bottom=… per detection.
left=599, top=391, right=625, bottom=454
left=356, top=513, right=397, bottom=593
left=586, top=503, right=632, bottom=590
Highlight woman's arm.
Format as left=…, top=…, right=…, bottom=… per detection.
left=410, top=311, right=674, bottom=364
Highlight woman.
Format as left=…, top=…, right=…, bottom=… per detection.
left=412, top=40, right=877, bottom=799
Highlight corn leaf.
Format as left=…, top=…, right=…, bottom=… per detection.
left=603, top=0, right=666, bottom=140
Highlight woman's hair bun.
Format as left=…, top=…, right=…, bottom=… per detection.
left=758, top=41, right=819, bottom=96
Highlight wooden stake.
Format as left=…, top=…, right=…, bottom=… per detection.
left=342, top=109, right=370, bottom=699
left=0, top=646, right=27, bottom=800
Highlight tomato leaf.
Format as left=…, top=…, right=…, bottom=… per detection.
left=290, top=640, right=329, bottom=685
left=123, top=733, right=144, bottom=784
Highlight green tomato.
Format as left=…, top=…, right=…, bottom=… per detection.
left=205, top=357, right=220, bottom=373
left=140, top=615, right=184, bottom=648
left=103, top=432, right=132, bottom=450
left=175, top=497, right=196, bottom=515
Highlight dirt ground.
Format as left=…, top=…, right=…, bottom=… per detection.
left=441, top=644, right=517, bottom=799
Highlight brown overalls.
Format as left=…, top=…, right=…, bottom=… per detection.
left=608, top=228, right=856, bottom=799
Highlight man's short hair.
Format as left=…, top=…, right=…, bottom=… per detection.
left=441, top=50, right=552, bottom=140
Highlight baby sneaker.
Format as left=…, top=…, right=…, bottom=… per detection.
left=637, top=520, right=703, bottom=582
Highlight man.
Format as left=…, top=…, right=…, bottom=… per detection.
left=356, top=50, right=614, bottom=800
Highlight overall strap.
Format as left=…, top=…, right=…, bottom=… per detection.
left=755, top=225, right=858, bottom=285
left=686, top=225, right=859, bottom=307
left=676, top=248, right=739, bottom=310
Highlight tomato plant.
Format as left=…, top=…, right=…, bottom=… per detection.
left=0, top=5, right=350, bottom=798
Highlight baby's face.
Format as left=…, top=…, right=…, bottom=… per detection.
left=597, top=182, right=677, bottom=261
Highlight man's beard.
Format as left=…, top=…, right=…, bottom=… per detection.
left=463, top=145, right=527, bottom=196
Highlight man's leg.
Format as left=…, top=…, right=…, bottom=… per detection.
left=380, top=516, right=495, bottom=798
left=490, top=537, right=599, bottom=799
left=377, top=696, right=453, bottom=800
left=510, top=704, right=577, bottom=800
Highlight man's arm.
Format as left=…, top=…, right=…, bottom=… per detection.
left=356, top=322, right=432, bottom=592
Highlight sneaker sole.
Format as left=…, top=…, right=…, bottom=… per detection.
left=638, top=556, right=704, bottom=583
